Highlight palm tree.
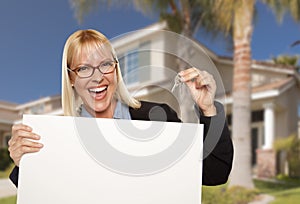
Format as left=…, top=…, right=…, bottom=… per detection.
left=272, top=55, right=299, bottom=66
left=133, top=0, right=256, bottom=189
left=263, top=0, right=300, bottom=22
left=210, top=0, right=255, bottom=189
left=272, top=54, right=300, bottom=72
left=70, top=0, right=224, bottom=38
left=211, top=0, right=300, bottom=189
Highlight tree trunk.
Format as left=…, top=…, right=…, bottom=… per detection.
left=172, top=2, right=197, bottom=123
left=229, top=0, right=255, bottom=189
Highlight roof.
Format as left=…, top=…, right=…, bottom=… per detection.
left=252, top=77, right=294, bottom=94
left=224, top=77, right=297, bottom=104
left=0, top=100, right=18, bottom=110
left=111, top=21, right=167, bottom=48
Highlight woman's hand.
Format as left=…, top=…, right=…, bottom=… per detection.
left=179, top=68, right=217, bottom=116
left=8, top=124, right=43, bottom=166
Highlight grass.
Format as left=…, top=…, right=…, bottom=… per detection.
left=1, top=178, right=299, bottom=204
left=0, top=164, right=16, bottom=204
left=201, top=178, right=300, bottom=204
left=202, top=183, right=258, bottom=204
left=0, top=196, right=16, bottom=204
left=270, top=187, right=300, bottom=204
left=254, top=178, right=300, bottom=204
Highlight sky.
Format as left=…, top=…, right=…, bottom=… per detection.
left=0, top=0, right=299, bottom=104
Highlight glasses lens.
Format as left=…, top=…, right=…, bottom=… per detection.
left=77, top=66, right=93, bottom=78
left=100, top=61, right=115, bottom=74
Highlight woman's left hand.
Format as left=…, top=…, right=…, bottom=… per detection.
left=179, top=67, right=217, bottom=116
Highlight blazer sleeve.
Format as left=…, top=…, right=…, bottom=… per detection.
left=197, top=102, right=233, bottom=185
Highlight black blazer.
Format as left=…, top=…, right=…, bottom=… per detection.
left=10, top=101, right=233, bottom=187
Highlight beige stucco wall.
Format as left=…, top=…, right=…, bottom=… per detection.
left=275, top=85, right=300, bottom=138
left=0, top=108, right=19, bottom=122
left=214, top=61, right=233, bottom=95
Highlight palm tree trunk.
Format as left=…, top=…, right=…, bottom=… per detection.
left=229, top=0, right=255, bottom=189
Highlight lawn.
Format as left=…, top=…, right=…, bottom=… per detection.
left=254, top=178, right=300, bottom=204
left=0, top=179, right=299, bottom=204
left=271, top=187, right=300, bottom=204
left=0, top=196, right=16, bottom=204
left=0, top=164, right=16, bottom=204
left=201, top=178, right=300, bottom=204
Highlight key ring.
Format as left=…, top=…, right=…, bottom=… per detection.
left=171, top=74, right=182, bottom=93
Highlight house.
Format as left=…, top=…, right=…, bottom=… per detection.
left=1, top=22, right=299, bottom=178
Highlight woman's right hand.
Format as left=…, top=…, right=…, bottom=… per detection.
left=8, top=124, right=43, bottom=166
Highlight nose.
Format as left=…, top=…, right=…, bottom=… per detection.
left=90, top=68, right=104, bottom=83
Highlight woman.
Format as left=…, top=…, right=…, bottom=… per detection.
left=8, top=29, right=233, bottom=187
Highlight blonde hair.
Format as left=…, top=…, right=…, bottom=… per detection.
left=61, top=29, right=141, bottom=116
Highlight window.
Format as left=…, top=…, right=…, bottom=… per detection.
left=251, top=128, right=258, bottom=166
left=30, top=103, right=45, bottom=114
left=226, top=110, right=264, bottom=126
left=119, top=41, right=151, bottom=85
left=126, top=50, right=139, bottom=84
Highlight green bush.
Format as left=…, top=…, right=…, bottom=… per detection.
left=227, top=186, right=258, bottom=204
left=274, top=134, right=300, bottom=178
left=202, top=185, right=258, bottom=204
left=0, top=147, right=12, bottom=171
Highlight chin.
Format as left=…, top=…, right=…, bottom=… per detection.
left=93, top=101, right=112, bottom=114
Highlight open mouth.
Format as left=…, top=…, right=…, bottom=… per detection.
left=88, top=86, right=108, bottom=100
left=89, top=86, right=107, bottom=93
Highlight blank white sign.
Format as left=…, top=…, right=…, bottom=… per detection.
left=17, top=115, right=203, bottom=204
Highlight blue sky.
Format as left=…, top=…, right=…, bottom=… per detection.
left=0, top=0, right=299, bottom=104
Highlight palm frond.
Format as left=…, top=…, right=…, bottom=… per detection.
left=262, top=0, right=300, bottom=23
left=291, top=40, right=300, bottom=47
left=70, top=0, right=132, bottom=23
left=132, top=0, right=172, bottom=16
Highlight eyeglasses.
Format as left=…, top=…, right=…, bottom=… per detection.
left=68, top=60, right=118, bottom=78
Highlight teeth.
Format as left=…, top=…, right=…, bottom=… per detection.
left=89, top=86, right=107, bottom=93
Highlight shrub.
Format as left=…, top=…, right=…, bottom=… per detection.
left=227, top=186, right=258, bottom=204
left=274, top=134, right=300, bottom=178
left=0, top=147, right=12, bottom=171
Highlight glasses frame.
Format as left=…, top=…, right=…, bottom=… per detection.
left=67, top=60, right=118, bottom=78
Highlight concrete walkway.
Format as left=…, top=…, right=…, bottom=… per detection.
left=249, top=194, right=275, bottom=204
left=0, top=179, right=17, bottom=198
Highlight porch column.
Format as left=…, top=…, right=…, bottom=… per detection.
left=263, top=103, right=275, bottom=149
